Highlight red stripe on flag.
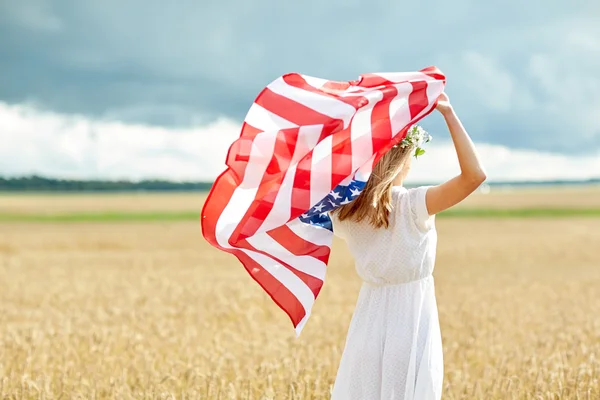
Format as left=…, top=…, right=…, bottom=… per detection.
left=289, top=119, right=353, bottom=220
left=356, top=73, right=395, bottom=88
left=408, top=81, right=430, bottom=120
left=370, top=85, right=398, bottom=154
left=238, top=236, right=325, bottom=298
left=282, top=74, right=368, bottom=110
left=292, top=154, right=312, bottom=217
left=268, top=225, right=331, bottom=265
left=288, top=124, right=354, bottom=221
left=229, top=128, right=300, bottom=244
left=201, top=169, right=239, bottom=249
left=290, top=124, right=358, bottom=221
left=420, top=66, right=446, bottom=82
left=330, top=124, right=354, bottom=187
left=255, top=87, right=344, bottom=129
left=226, top=123, right=262, bottom=184
left=240, top=122, right=262, bottom=139
left=235, top=249, right=308, bottom=328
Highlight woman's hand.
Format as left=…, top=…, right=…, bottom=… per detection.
left=435, top=92, right=453, bottom=115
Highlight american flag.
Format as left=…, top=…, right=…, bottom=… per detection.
left=201, top=66, right=446, bottom=334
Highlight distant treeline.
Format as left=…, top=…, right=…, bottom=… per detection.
left=0, top=176, right=213, bottom=192
left=0, top=175, right=598, bottom=192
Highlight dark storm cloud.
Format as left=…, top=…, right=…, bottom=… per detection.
left=0, top=0, right=598, bottom=152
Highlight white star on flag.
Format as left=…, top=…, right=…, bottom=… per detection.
left=350, top=187, right=362, bottom=197
left=330, top=191, right=341, bottom=200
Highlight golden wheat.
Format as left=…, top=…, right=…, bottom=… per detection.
left=2, top=185, right=599, bottom=215
left=0, top=189, right=599, bottom=399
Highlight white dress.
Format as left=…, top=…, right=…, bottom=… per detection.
left=330, top=186, right=443, bottom=400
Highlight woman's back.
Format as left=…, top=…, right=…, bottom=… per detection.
left=331, top=186, right=437, bottom=285
left=330, top=186, right=444, bottom=400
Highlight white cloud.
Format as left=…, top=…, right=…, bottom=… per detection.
left=406, top=141, right=600, bottom=183
left=0, top=102, right=239, bottom=181
left=2, top=1, right=599, bottom=154
left=1, top=102, right=599, bottom=183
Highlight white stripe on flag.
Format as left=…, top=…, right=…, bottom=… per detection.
left=349, top=92, right=381, bottom=172
left=246, top=232, right=327, bottom=280
left=268, top=77, right=356, bottom=129
left=388, top=82, right=414, bottom=137
left=245, top=103, right=297, bottom=132
left=372, top=71, right=431, bottom=84
left=355, top=154, right=376, bottom=182
left=242, top=248, right=315, bottom=321
left=257, top=164, right=296, bottom=233
left=344, top=86, right=371, bottom=94
left=296, top=124, right=324, bottom=155
left=215, top=130, right=278, bottom=248
left=295, top=313, right=310, bottom=336
left=309, top=134, right=332, bottom=206
left=257, top=125, right=322, bottom=234
left=301, top=75, right=329, bottom=90
left=286, top=219, right=334, bottom=248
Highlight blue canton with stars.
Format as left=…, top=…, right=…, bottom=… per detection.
left=298, top=179, right=367, bottom=231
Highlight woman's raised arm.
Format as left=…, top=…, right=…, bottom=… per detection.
left=425, top=93, right=487, bottom=215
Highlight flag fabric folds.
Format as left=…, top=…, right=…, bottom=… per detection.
left=201, top=66, right=446, bottom=335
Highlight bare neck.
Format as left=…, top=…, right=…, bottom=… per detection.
left=392, top=174, right=404, bottom=187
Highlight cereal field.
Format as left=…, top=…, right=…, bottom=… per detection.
left=1, top=186, right=599, bottom=399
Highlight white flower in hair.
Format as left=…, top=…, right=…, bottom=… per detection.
left=398, top=125, right=432, bottom=158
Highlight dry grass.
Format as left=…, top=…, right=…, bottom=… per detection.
left=2, top=184, right=598, bottom=215
left=0, top=192, right=205, bottom=214
left=1, top=189, right=600, bottom=399
left=456, top=185, right=600, bottom=210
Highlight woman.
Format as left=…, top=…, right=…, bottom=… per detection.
left=329, top=92, right=486, bottom=400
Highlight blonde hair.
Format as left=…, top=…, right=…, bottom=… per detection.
left=333, top=145, right=413, bottom=229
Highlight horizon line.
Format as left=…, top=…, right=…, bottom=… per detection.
left=1, top=174, right=599, bottom=187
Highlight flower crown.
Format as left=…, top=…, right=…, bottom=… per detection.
left=393, top=125, right=432, bottom=158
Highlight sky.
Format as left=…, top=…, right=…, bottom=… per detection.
left=1, top=0, right=599, bottom=183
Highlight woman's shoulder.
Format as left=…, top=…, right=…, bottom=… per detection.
left=391, top=185, right=409, bottom=196
left=392, top=185, right=431, bottom=200
left=392, top=185, right=431, bottom=197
